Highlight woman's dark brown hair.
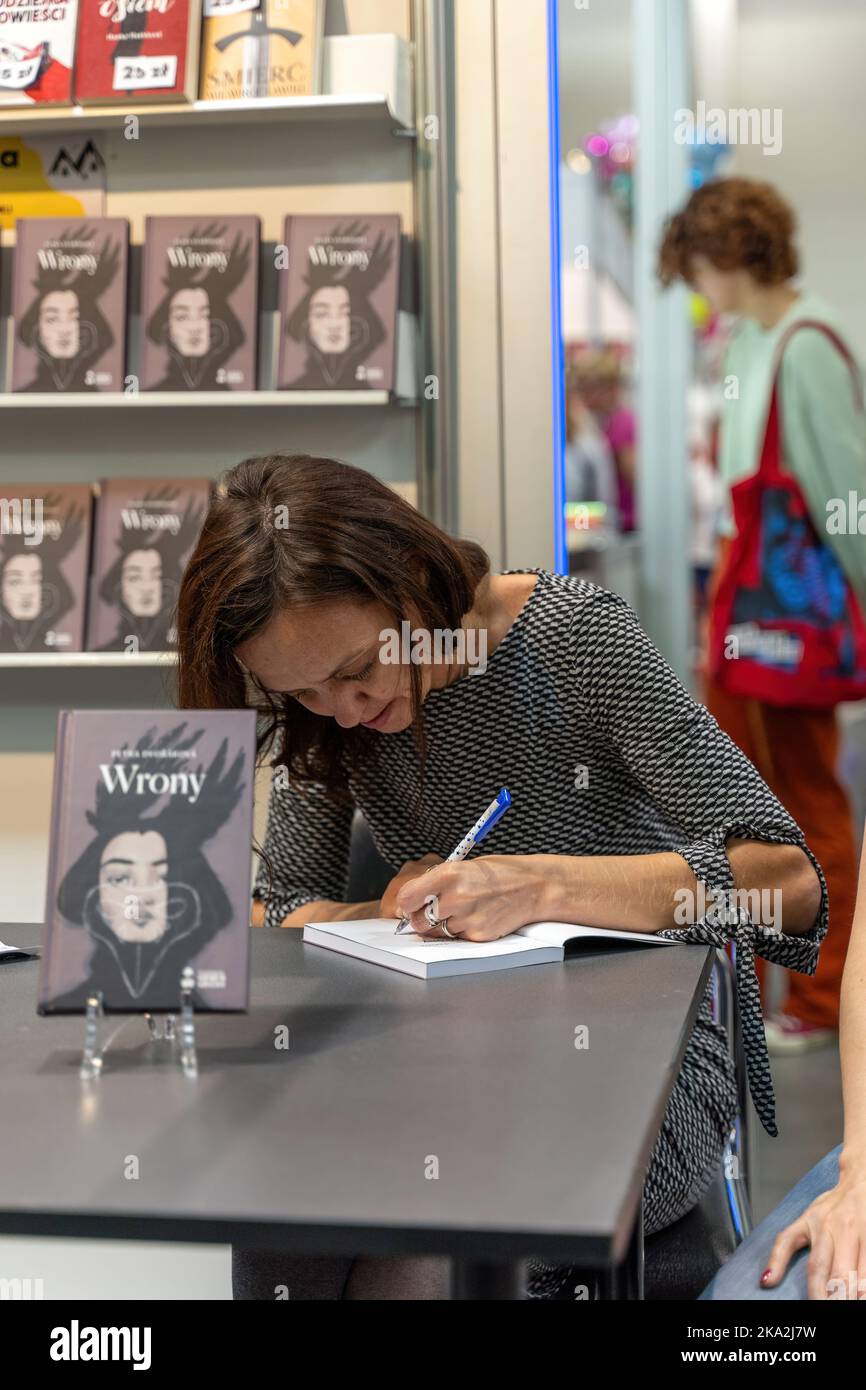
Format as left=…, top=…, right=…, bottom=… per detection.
left=657, top=177, right=799, bottom=288
left=175, top=454, right=489, bottom=797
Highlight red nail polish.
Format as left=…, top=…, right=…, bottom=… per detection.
left=760, top=1268, right=772, bottom=1284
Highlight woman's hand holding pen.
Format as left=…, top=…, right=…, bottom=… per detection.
left=395, top=855, right=549, bottom=942
left=380, top=855, right=444, bottom=919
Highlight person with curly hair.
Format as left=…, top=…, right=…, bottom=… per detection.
left=659, top=177, right=865, bottom=1054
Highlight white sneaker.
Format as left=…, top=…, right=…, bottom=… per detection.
left=764, top=1012, right=837, bottom=1055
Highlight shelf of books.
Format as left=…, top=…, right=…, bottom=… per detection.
left=1, top=196, right=414, bottom=399
left=0, top=1, right=414, bottom=128
left=0, top=1, right=424, bottom=703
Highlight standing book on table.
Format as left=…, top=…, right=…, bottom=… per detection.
left=278, top=214, right=401, bottom=392
left=38, top=710, right=256, bottom=1014
left=86, top=476, right=210, bottom=652
left=139, top=215, right=260, bottom=391
left=0, top=483, right=92, bottom=653
left=10, top=217, right=128, bottom=392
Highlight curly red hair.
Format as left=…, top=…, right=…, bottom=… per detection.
left=658, top=178, right=799, bottom=287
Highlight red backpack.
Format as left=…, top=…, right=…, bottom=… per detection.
left=709, top=319, right=866, bottom=709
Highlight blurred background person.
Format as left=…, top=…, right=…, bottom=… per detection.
left=572, top=348, right=638, bottom=533
left=659, top=177, right=866, bottom=1055
left=564, top=367, right=619, bottom=518
left=688, top=409, right=725, bottom=637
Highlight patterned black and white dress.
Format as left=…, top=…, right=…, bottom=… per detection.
left=253, top=571, right=827, bottom=1298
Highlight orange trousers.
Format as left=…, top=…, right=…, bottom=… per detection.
left=704, top=677, right=857, bottom=1030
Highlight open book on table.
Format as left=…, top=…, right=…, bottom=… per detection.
left=302, top=918, right=677, bottom=979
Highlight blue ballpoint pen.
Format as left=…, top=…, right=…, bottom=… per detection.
left=394, top=788, right=512, bottom=934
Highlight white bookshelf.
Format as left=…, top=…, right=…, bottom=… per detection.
left=0, top=391, right=392, bottom=410
left=0, top=652, right=175, bottom=668
left=0, top=94, right=415, bottom=138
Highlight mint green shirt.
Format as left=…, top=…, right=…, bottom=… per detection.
left=719, top=293, right=866, bottom=610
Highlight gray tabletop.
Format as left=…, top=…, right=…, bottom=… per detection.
left=0, top=922, right=713, bottom=1265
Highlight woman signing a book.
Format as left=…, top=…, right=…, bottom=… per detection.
left=176, top=453, right=825, bottom=1301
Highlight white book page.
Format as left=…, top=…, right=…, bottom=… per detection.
left=0, top=940, right=35, bottom=957
left=306, top=919, right=557, bottom=964
left=516, top=921, right=676, bottom=948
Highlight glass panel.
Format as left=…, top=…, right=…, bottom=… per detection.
left=555, top=0, right=638, bottom=603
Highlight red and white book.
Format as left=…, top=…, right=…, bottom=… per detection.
left=0, top=0, right=78, bottom=105
left=73, top=0, right=201, bottom=104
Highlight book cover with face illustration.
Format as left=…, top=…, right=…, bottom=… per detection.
left=277, top=215, right=401, bottom=392
left=140, top=216, right=260, bottom=391
left=199, top=0, right=323, bottom=101
left=10, top=218, right=128, bottom=392
left=74, top=0, right=201, bottom=104
left=0, top=0, right=79, bottom=105
left=0, top=484, right=92, bottom=653
left=86, top=477, right=210, bottom=652
left=38, top=709, right=256, bottom=1014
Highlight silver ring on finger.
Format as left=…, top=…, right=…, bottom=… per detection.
left=424, top=895, right=454, bottom=938
left=424, top=895, right=443, bottom=929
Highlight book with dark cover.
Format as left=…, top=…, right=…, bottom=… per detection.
left=0, top=483, right=92, bottom=652
left=140, top=216, right=260, bottom=391
left=38, top=709, right=256, bottom=1014
left=74, top=0, right=201, bottom=104
left=11, top=217, right=128, bottom=392
left=0, top=0, right=78, bottom=106
left=277, top=214, right=401, bottom=392
left=86, top=477, right=210, bottom=652
left=199, top=0, right=323, bottom=102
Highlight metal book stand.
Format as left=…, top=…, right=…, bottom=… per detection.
left=80, top=966, right=198, bottom=1080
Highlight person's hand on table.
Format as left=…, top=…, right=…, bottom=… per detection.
left=380, top=854, right=443, bottom=918
left=762, top=1167, right=866, bottom=1299
left=251, top=896, right=382, bottom=929
left=395, top=855, right=547, bottom=941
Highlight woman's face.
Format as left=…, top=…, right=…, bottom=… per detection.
left=308, top=286, right=352, bottom=354
left=237, top=598, right=429, bottom=735
left=121, top=549, right=162, bottom=617
left=1, top=553, right=42, bottom=619
left=39, top=290, right=80, bottom=359
left=168, top=287, right=210, bottom=357
left=689, top=255, right=743, bottom=315
left=98, top=830, right=169, bottom=944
